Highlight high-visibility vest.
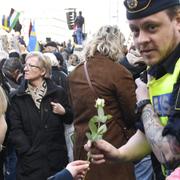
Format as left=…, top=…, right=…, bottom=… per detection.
left=148, top=58, right=180, bottom=176
left=148, top=58, right=180, bottom=126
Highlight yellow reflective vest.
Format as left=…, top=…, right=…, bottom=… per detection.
left=148, top=58, right=180, bottom=126
left=148, top=58, right=180, bottom=176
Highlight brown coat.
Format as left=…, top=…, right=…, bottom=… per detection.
left=68, top=53, right=137, bottom=180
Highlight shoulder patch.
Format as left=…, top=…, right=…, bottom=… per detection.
left=175, top=87, right=180, bottom=110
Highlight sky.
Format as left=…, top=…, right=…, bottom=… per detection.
left=0, top=0, right=131, bottom=44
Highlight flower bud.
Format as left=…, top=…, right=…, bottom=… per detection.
left=95, top=98, right=105, bottom=108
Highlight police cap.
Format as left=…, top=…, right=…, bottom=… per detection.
left=124, top=0, right=180, bottom=20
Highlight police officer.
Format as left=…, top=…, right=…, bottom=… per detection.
left=84, top=0, right=180, bottom=178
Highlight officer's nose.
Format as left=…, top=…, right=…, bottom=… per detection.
left=137, top=31, right=150, bottom=45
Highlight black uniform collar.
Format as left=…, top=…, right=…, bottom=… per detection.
left=148, top=43, right=180, bottom=79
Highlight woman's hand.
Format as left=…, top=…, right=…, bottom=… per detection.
left=51, top=102, right=66, bottom=115
left=66, top=160, right=90, bottom=179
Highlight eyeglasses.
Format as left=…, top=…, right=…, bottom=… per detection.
left=24, top=63, right=41, bottom=69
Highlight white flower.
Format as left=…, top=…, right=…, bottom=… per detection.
left=95, top=98, right=105, bottom=108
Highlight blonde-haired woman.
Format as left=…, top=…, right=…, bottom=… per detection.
left=8, top=52, right=73, bottom=180
left=0, top=86, right=7, bottom=146
left=68, top=25, right=137, bottom=180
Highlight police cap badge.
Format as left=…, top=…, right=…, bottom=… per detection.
left=124, top=0, right=180, bottom=20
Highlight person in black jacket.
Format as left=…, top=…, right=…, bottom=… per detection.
left=2, top=56, right=24, bottom=180
left=120, top=45, right=147, bottom=80
left=8, top=52, right=73, bottom=180
left=43, top=53, right=68, bottom=91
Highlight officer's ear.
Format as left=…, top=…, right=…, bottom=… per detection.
left=175, top=8, right=180, bottom=32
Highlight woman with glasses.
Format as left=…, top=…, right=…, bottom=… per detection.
left=8, top=52, right=73, bottom=180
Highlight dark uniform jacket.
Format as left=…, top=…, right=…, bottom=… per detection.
left=8, top=78, right=73, bottom=180
left=68, top=53, right=137, bottom=180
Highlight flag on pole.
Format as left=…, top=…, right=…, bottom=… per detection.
left=1, top=8, right=21, bottom=32
left=1, top=15, right=10, bottom=32
left=27, top=21, right=40, bottom=52
left=9, top=9, right=20, bottom=30
left=28, top=20, right=32, bottom=37
left=8, top=8, right=15, bottom=19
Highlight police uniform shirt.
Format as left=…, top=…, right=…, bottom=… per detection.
left=138, top=43, right=180, bottom=143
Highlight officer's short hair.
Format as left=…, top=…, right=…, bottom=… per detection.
left=166, top=5, right=180, bottom=20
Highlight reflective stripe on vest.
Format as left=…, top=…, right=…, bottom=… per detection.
left=148, top=58, right=180, bottom=126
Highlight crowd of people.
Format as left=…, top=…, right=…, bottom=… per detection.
left=0, top=0, right=179, bottom=180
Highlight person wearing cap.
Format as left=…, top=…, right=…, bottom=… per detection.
left=43, top=41, right=59, bottom=53
left=85, top=0, right=180, bottom=178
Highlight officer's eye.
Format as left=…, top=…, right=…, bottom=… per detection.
left=146, top=24, right=158, bottom=32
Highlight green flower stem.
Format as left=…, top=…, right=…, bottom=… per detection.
left=84, top=98, right=111, bottom=180
left=83, top=152, right=91, bottom=180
